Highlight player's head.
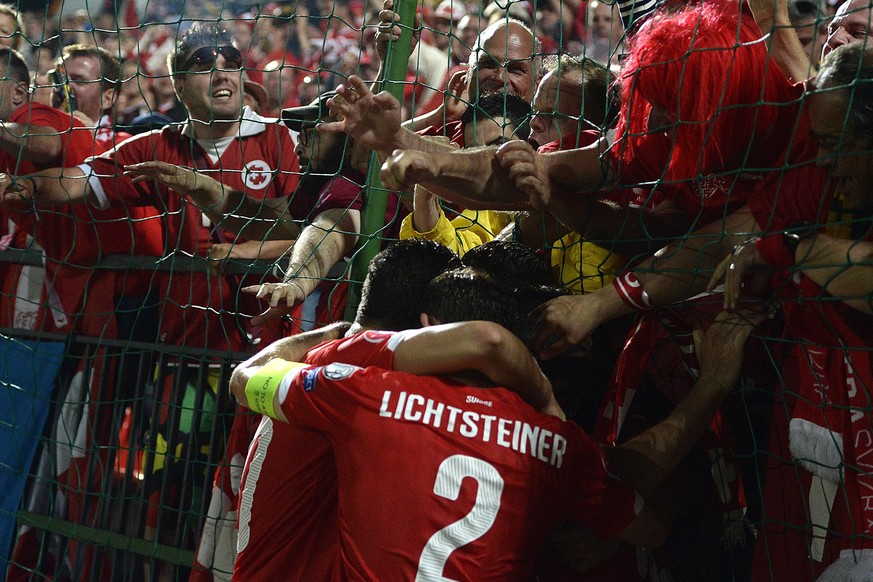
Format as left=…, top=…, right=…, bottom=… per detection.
left=169, top=23, right=243, bottom=123
left=616, top=2, right=795, bottom=181
left=461, top=93, right=531, bottom=146
left=461, top=240, right=568, bottom=341
left=356, top=239, right=462, bottom=331
left=462, top=240, right=556, bottom=288
left=422, top=267, right=518, bottom=330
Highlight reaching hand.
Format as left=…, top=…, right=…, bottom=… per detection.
left=374, top=0, right=421, bottom=63
left=495, top=141, right=550, bottom=209
left=242, top=280, right=309, bottom=326
left=693, top=309, right=766, bottom=393
left=380, top=149, right=438, bottom=191
left=125, top=161, right=199, bottom=194
left=320, top=76, right=404, bottom=153
left=442, top=70, right=470, bottom=122
left=529, top=294, right=600, bottom=360
left=707, top=238, right=769, bottom=310
left=0, top=173, right=33, bottom=205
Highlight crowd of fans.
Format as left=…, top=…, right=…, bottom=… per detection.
left=0, top=0, right=871, bottom=580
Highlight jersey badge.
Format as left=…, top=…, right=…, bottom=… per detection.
left=244, top=160, right=274, bottom=190
left=323, top=362, right=359, bottom=381
left=363, top=331, right=393, bottom=343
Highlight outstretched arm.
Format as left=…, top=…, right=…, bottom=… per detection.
left=380, top=136, right=616, bottom=212
left=608, top=310, right=764, bottom=497
left=232, top=320, right=561, bottom=419
left=529, top=206, right=759, bottom=359
left=125, top=161, right=301, bottom=240
left=710, top=231, right=873, bottom=315
left=613, top=309, right=764, bottom=548
left=320, top=76, right=457, bottom=157
left=0, top=122, right=65, bottom=165
left=242, top=207, right=360, bottom=324
left=229, top=320, right=352, bottom=399
left=748, top=0, right=815, bottom=83
left=793, top=234, right=873, bottom=314
left=0, top=167, right=91, bottom=206
left=391, top=321, right=563, bottom=418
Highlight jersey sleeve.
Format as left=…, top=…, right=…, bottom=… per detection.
left=84, top=133, right=160, bottom=209
left=7, top=104, right=95, bottom=169
left=264, top=362, right=370, bottom=435
left=304, top=330, right=410, bottom=369
left=308, top=173, right=365, bottom=217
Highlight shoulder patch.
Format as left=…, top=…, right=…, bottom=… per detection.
left=362, top=331, right=394, bottom=343
left=303, top=368, right=320, bottom=392
left=322, top=362, right=359, bottom=381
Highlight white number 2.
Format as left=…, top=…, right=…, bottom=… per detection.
left=415, top=455, right=504, bottom=581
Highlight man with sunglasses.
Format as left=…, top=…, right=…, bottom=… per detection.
left=0, top=22, right=303, bottom=353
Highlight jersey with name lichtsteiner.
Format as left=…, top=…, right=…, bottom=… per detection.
left=274, top=362, right=637, bottom=582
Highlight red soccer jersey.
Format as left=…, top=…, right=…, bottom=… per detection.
left=0, top=103, right=164, bottom=334
left=270, top=361, right=637, bottom=581
left=234, top=330, right=401, bottom=581
left=82, top=110, right=302, bottom=350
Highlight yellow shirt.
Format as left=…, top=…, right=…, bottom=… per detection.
left=400, top=207, right=626, bottom=293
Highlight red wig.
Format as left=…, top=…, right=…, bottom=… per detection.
left=615, top=2, right=798, bottom=182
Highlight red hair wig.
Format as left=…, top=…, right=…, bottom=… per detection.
left=616, top=2, right=798, bottom=182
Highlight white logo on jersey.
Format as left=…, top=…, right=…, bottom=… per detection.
left=244, top=160, right=274, bottom=190
left=323, top=362, right=358, bottom=380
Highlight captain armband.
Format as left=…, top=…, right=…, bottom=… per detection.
left=244, top=359, right=308, bottom=418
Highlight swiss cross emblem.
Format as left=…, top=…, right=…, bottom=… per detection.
left=244, top=160, right=273, bottom=190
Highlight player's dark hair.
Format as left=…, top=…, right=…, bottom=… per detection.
left=424, top=267, right=517, bottom=331
left=462, top=240, right=556, bottom=288
left=356, top=239, right=462, bottom=331
left=462, top=240, right=568, bottom=341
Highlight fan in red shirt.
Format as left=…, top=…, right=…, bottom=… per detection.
left=0, top=23, right=303, bottom=352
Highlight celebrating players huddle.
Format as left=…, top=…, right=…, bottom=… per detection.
left=225, top=239, right=760, bottom=580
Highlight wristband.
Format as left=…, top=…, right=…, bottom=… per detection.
left=613, top=271, right=655, bottom=311
left=244, top=359, right=307, bottom=418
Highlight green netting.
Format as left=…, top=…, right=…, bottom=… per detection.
left=0, top=0, right=870, bottom=580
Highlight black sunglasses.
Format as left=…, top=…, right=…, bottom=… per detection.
left=180, top=45, right=242, bottom=72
